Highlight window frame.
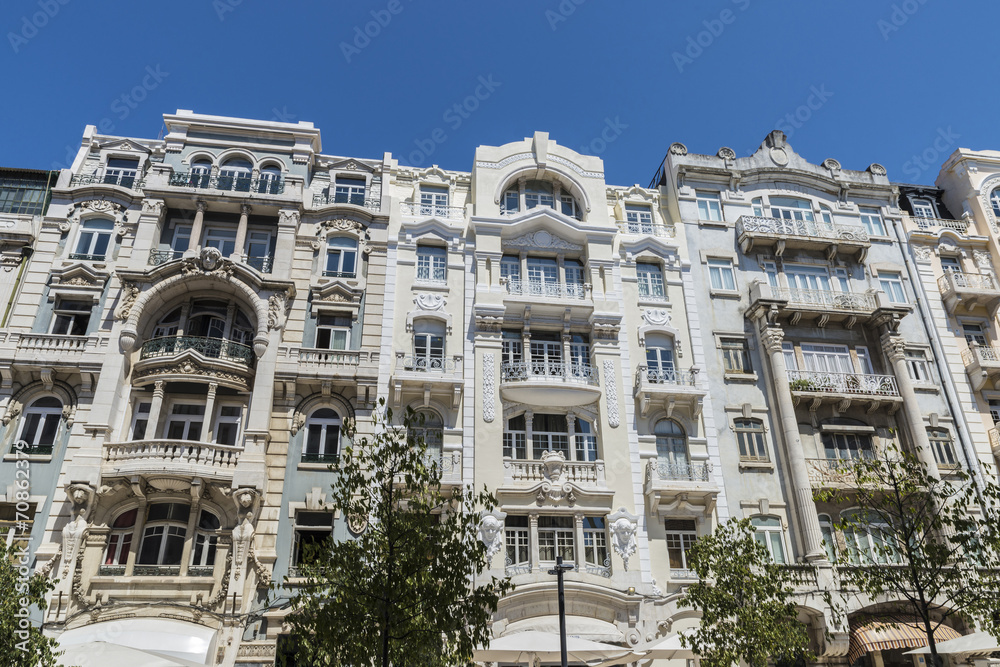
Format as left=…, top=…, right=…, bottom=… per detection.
left=415, top=245, right=448, bottom=284
left=734, top=418, right=768, bottom=463
left=292, top=510, right=334, bottom=568
left=859, top=206, right=887, bottom=237
left=751, top=516, right=787, bottom=564
left=720, top=337, right=753, bottom=374
left=17, top=397, right=63, bottom=454
left=878, top=271, right=907, bottom=304
left=325, top=236, right=359, bottom=278
left=50, top=299, right=92, bottom=336
left=636, top=262, right=666, bottom=300
left=665, top=518, right=698, bottom=575
left=303, top=408, right=342, bottom=464
left=707, top=257, right=737, bottom=292
left=315, top=313, right=352, bottom=351
left=927, top=427, right=959, bottom=469
left=537, top=516, right=575, bottom=565
left=72, top=218, right=114, bottom=260
left=696, top=191, right=723, bottom=222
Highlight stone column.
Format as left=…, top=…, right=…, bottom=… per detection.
left=124, top=494, right=148, bottom=576
left=146, top=381, right=166, bottom=439
left=233, top=203, right=251, bottom=261
left=524, top=410, right=534, bottom=458
left=881, top=332, right=941, bottom=476
left=529, top=513, right=539, bottom=573
left=573, top=513, right=585, bottom=571
left=200, top=383, right=218, bottom=443
left=179, top=481, right=203, bottom=576
left=759, top=326, right=826, bottom=561
left=188, top=200, right=207, bottom=254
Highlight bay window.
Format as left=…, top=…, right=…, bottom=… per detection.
left=137, top=503, right=189, bottom=566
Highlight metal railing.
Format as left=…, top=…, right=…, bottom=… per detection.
left=243, top=254, right=273, bottom=273
left=648, top=458, right=713, bottom=482
left=773, top=288, right=877, bottom=311
left=616, top=220, right=675, bottom=238
left=736, top=215, right=869, bottom=243
left=169, top=171, right=285, bottom=195
left=301, top=452, right=339, bottom=464
left=104, top=439, right=241, bottom=471
left=584, top=556, right=612, bottom=578
left=322, top=270, right=357, bottom=279
left=938, top=271, right=999, bottom=293
left=139, top=335, right=255, bottom=366
left=503, top=278, right=588, bottom=300
left=70, top=171, right=143, bottom=190
left=962, top=345, right=1000, bottom=367
left=911, top=216, right=970, bottom=234
left=636, top=365, right=698, bottom=386
left=132, top=565, right=181, bottom=576
left=14, top=443, right=53, bottom=456
left=312, top=192, right=381, bottom=211
left=68, top=253, right=106, bottom=262
left=505, top=558, right=531, bottom=576
left=400, top=202, right=465, bottom=220
left=97, top=565, right=126, bottom=576
left=188, top=565, right=215, bottom=577
left=148, top=249, right=183, bottom=266
left=500, top=360, right=599, bottom=385
left=786, top=369, right=900, bottom=397
left=400, top=355, right=459, bottom=373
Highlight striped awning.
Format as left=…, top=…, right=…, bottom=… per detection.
left=848, top=619, right=963, bottom=663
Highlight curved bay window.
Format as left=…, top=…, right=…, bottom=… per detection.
left=17, top=397, right=63, bottom=455
left=143, top=299, right=255, bottom=365
left=502, top=179, right=583, bottom=220
left=304, top=408, right=341, bottom=463
left=502, top=413, right=597, bottom=461
left=103, top=509, right=137, bottom=571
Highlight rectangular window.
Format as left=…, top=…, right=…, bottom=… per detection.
left=203, top=227, right=237, bottom=256
left=625, top=204, right=653, bottom=232
left=707, top=258, right=736, bottom=291
left=696, top=191, right=722, bottom=221
left=164, top=403, right=205, bottom=441
left=0, top=174, right=50, bottom=216
left=720, top=338, right=752, bottom=374
left=912, top=199, right=936, bottom=219
left=131, top=401, right=151, bottom=440
left=561, top=195, right=580, bottom=219
left=505, top=516, right=530, bottom=570
left=416, top=246, right=447, bottom=283
left=905, top=349, right=930, bottom=382
left=325, top=237, right=358, bottom=277
left=413, top=332, right=445, bottom=369
left=419, top=185, right=449, bottom=216
left=735, top=418, right=768, bottom=462
left=768, top=197, right=814, bottom=222
left=104, top=158, right=139, bottom=188
left=637, top=263, right=666, bottom=299
left=782, top=341, right=797, bottom=371
left=752, top=517, right=787, bottom=564
left=940, top=256, right=962, bottom=273
left=503, top=190, right=520, bottom=214
left=0, top=504, right=33, bottom=551
left=928, top=428, right=959, bottom=468
left=583, top=517, right=608, bottom=567
left=214, top=405, right=242, bottom=446
left=171, top=225, right=191, bottom=254
left=990, top=400, right=1000, bottom=426
left=859, top=206, right=886, bottom=236
left=501, top=330, right=523, bottom=365
left=963, top=323, right=988, bottom=346
left=761, top=260, right=778, bottom=287
left=801, top=343, right=854, bottom=374
left=334, top=177, right=366, bottom=206
left=73, top=219, right=114, bottom=260
left=500, top=255, right=520, bottom=282
left=502, top=414, right=527, bottom=459
left=665, top=519, right=697, bottom=573
left=292, top=511, right=334, bottom=567
left=51, top=299, right=91, bottom=336
left=878, top=271, right=906, bottom=304
left=245, top=231, right=273, bottom=271
left=315, top=314, right=351, bottom=350
left=538, top=516, right=574, bottom=564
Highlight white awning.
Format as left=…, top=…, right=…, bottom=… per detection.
left=503, top=615, right=625, bottom=644
left=57, top=618, right=216, bottom=665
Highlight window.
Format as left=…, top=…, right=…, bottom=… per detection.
left=334, top=177, right=366, bottom=206
left=625, top=204, right=653, bottom=233
left=245, top=231, right=273, bottom=272
left=721, top=338, right=752, bottom=374
left=878, top=271, right=906, bottom=304
left=905, top=349, right=931, bottom=382
left=412, top=320, right=445, bottom=370
left=859, top=206, right=886, bottom=236
left=292, top=511, right=334, bottom=567
left=0, top=173, right=50, bottom=215
left=752, top=516, right=786, bottom=564
left=708, top=258, right=736, bottom=291
left=927, top=428, right=959, bottom=468
left=912, top=199, right=936, bottom=219
left=0, top=504, right=32, bottom=551
left=696, top=191, right=722, bottom=221
left=940, top=256, right=962, bottom=273
left=189, top=160, right=212, bottom=188
left=18, top=397, right=62, bottom=454
left=71, top=219, right=114, bottom=260
left=503, top=190, right=520, bottom=214
left=51, top=299, right=91, bottom=336
left=583, top=517, right=608, bottom=568
left=416, top=245, right=447, bottom=283
left=130, top=401, right=151, bottom=439
left=655, top=419, right=688, bottom=465
left=503, top=415, right=527, bottom=459
left=842, top=511, right=899, bottom=565
left=502, top=180, right=581, bottom=220
left=505, top=516, right=530, bottom=571
left=735, top=418, right=768, bottom=462
left=768, top=197, right=814, bottom=222
left=532, top=413, right=570, bottom=459
left=963, top=323, right=988, bottom=347
left=636, top=263, right=666, bottom=300
left=800, top=343, right=854, bottom=374
left=258, top=165, right=282, bottom=195
left=213, top=405, right=242, bottom=446
left=138, top=503, right=189, bottom=566
left=991, top=189, right=1000, bottom=219
left=560, top=195, right=581, bottom=219
left=304, top=408, right=341, bottom=463
left=573, top=418, right=598, bottom=462
left=500, top=255, right=520, bottom=282
left=524, top=182, right=555, bottom=211
left=218, top=159, right=252, bottom=192
left=645, top=335, right=676, bottom=381
left=419, top=185, right=449, bottom=216
left=665, top=519, right=698, bottom=574
left=501, top=330, right=523, bottom=365
left=325, top=237, right=358, bottom=277
left=164, top=403, right=205, bottom=441
left=104, top=509, right=137, bottom=566
left=191, top=510, right=220, bottom=568
left=819, top=514, right=836, bottom=561
left=171, top=225, right=191, bottom=256
left=564, top=260, right=585, bottom=296
left=538, top=516, right=574, bottom=564
left=104, top=157, right=139, bottom=188
left=822, top=431, right=874, bottom=461
left=204, top=227, right=237, bottom=256
left=409, top=410, right=443, bottom=462
left=820, top=205, right=833, bottom=225
left=316, top=314, right=351, bottom=350
left=529, top=331, right=562, bottom=374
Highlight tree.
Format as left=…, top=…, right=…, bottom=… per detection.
left=679, top=517, right=813, bottom=667
left=815, top=444, right=1000, bottom=667
left=0, top=537, right=62, bottom=667
left=283, top=400, right=513, bottom=667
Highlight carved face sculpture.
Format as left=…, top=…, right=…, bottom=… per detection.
left=479, top=515, right=503, bottom=546
left=613, top=517, right=637, bottom=551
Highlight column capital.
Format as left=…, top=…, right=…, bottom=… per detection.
left=240, top=203, right=253, bottom=217
left=153, top=380, right=165, bottom=396
left=759, top=326, right=785, bottom=354
left=880, top=332, right=908, bottom=363
left=196, top=199, right=208, bottom=213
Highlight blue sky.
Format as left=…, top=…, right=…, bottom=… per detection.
left=0, top=0, right=993, bottom=186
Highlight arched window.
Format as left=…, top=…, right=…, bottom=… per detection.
left=734, top=418, right=767, bottom=462
left=190, top=159, right=213, bottom=188
left=218, top=158, right=252, bottom=192
left=991, top=188, right=1000, bottom=219
left=72, top=218, right=114, bottom=260
left=191, top=510, right=221, bottom=567
left=104, top=508, right=137, bottom=567
left=752, top=516, right=786, bottom=563
left=412, top=319, right=446, bottom=371
left=654, top=419, right=687, bottom=464
left=645, top=334, right=675, bottom=382
left=258, top=164, right=282, bottom=195
left=304, top=408, right=341, bottom=463
left=409, top=409, right=443, bottom=461
left=818, top=513, right=836, bottom=561
left=153, top=308, right=181, bottom=338
left=18, top=397, right=63, bottom=454
left=502, top=179, right=582, bottom=219
left=137, top=503, right=189, bottom=567
left=842, top=510, right=899, bottom=565
left=325, top=237, right=358, bottom=278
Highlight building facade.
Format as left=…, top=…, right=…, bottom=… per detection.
left=2, top=111, right=994, bottom=666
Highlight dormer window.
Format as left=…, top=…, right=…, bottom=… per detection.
left=334, top=177, right=366, bottom=206
left=912, top=199, right=936, bottom=219
left=420, top=185, right=449, bottom=217
left=104, top=158, right=139, bottom=188
left=502, top=180, right=582, bottom=220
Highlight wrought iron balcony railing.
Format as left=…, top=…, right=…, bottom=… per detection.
left=243, top=254, right=273, bottom=273
left=139, top=335, right=254, bottom=367
left=616, top=220, right=675, bottom=238
left=169, top=171, right=284, bottom=195
left=938, top=271, right=999, bottom=293
left=503, top=278, right=588, bottom=300
left=636, top=366, right=698, bottom=386
left=787, top=369, right=900, bottom=397
left=68, top=253, right=106, bottom=262
left=500, top=361, right=599, bottom=385
left=322, top=270, right=357, bottom=279
left=736, top=215, right=869, bottom=243
left=773, top=288, right=877, bottom=311
left=148, top=249, right=183, bottom=266
left=301, top=452, right=339, bottom=464
left=97, top=565, right=126, bottom=576
left=400, top=202, right=465, bottom=220
left=13, top=442, right=53, bottom=457
left=648, top=458, right=713, bottom=482
left=70, top=170, right=143, bottom=190
left=401, top=355, right=459, bottom=373
left=312, top=192, right=381, bottom=211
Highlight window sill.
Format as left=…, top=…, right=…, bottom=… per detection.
left=738, top=460, right=774, bottom=472
left=724, top=371, right=758, bottom=383
left=637, top=297, right=670, bottom=308
left=696, top=219, right=731, bottom=229
left=709, top=289, right=741, bottom=299
left=867, top=235, right=893, bottom=243
left=3, top=454, right=53, bottom=463
left=412, top=281, right=449, bottom=292
left=297, top=462, right=338, bottom=472
left=913, top=382, right=939, bottom=394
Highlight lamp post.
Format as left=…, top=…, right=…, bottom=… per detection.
left=548, top=555, right=575, bottom=667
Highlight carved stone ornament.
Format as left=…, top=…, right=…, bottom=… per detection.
left=268, top=291, right=288, bottom=331
left=141, top=199, right=165, bottom=216
left=502, top=230, right=582, bottom=252
left=716, top=147, right=736, bottom=160
left=61, top=514, right=89, bottom=578
left=200, top=246, right=223, bottom=271
left=414, top=293, right=445, bottom=311
left=912, top=245, right=932, bottom=262
left=478, top=511, right=506, bottom=567
left=822, top=158, right=842, bottom=171
left=603, top=360, right=620, bottom=428
left=669, top=142, right=688, bottom=156
left=608, top=507, right=639, bottom=571
left=231, top=516, right=255, bottom=580
left=66, top=482, right=96, bottom=520
left=482, top=353, right=496, bottom=423
left=114, top=281, right=140, bottom=322
left=642, top=308, right=672, bottom=327
left=347, top=513, right=368, bottom=535
left=868, top=163, right=887, bottom=176
left=2, top=400, right=22, bottom=426
left=974, top=250, right=993, bottom=269
left=279, top=210, right=300, bottom=226
left=536, top=450, right=575, bottom=504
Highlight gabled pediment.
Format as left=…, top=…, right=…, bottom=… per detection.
left=310, top=280, right=364, bottom=315
left=620, top=236, right=682, bottom=266
left=49, top=263, right=110, bottom=300
left=399, top=218, right=463, bottom=251
left=327, top=157, right=376, bottom=174
left=99, top=138, right=151, bottom=154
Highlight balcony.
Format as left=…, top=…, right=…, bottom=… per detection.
left=69, top=170, right=143, bottom=191
left=10, top=333, right=110, bottom=370
left=312, top=191, right=381, bottom=212
left=644, top=458, right=718, bottom=517
left=990, top=427, right=1000, bottom=458
left=787, top=369, right=902, bottom=410
left=910, top=216, right=972, bottom=235
left=103, top=439, right=241, bottom=481
left=242, top=254, right=273, bottom=274
left=633, top=366, right=706, bottom=417
left=400, top=202, right=465, bottom=220
left=805, top=457, right=861, bottom=488
left=736, top=215, right=869, bottom=258
left=168, top=171, right=284, bottom=195
left=780, top=564, right=820, bottom=591
left=391, top=352, right=463, bottom=408
left=503, top=278, right=589, bottom=300
left=148, top=249, right=183, bottom=266
left=748, top=282, right=880, bottom=328
left=938, top=272, right=1000, bottom=316
left=961, top=345, right=1000, bottom=391
left=500, top=361, right=601, bottom=407
left=502, top=456, right=605, bottom=487
left=140, top=336, right=254, bottom=367
left=616, top=220, right=675, bottom=239
left=426, top=451, right=463, bottom=486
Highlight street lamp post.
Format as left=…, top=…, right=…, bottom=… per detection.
left=548, top=555, right=575, bottom=667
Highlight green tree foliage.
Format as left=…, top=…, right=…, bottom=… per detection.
left=816, top=444, right=1000, bottom=667
left=679, top=518, right=812, bottom=667
left=0, top=538, right=61, bottom=667
left=283, top=400, right=513, bottom=667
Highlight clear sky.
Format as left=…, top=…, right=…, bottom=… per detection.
left=0, top=0, right=994, bottom=187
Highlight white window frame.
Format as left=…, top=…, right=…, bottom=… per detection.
left=582, top=517, right=608, bottom=567
left=707, top=258, right=736, bottom=292
left=203, top=227, right=237, bottom=255
left=912, top=199, right=936, bottom=219
left=734, top=418, right=768, bottom=462
left=419, top=185, right=449, bottom=216
left=213, top=403, right=243, bottom=447
left=625, top=204, right=653, bottom=232
left=316, top=314, right=351, bottom=351
left=665, top=518, right=698, bottom=574
left=859, top=206, right=886, bottom=236
left=752, top=516, right=787, bottom=564
left=325, top=237, right=359, bottom=277
left=73, top=218, right=114, bottom=259
left=292, top=510, right=334, bottom=567
left=505, top=516, right=530, bottom=571
left=636, top=262, right=666, bottom=300
left=334, top=177, right=366, bottom=205
left=50, top=299, right=91, bottom=336
left=130, top=400, right=152, bottom=440
left=878, top=271, right=906, bottom=304
left=163, top=401, right=206, bottom=441
left=696, top=191, right=722, bottom=221
left=416, top=245, right=447, bottom=284
left=18, top=398, right=62, bottom=450
left=304, top=409, right=341, bottom=462
left=190, top=510, right=221, bottom=567
left=103, top=509, right=136, bottom=566
left=537, top=516, right=575, bottom=565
